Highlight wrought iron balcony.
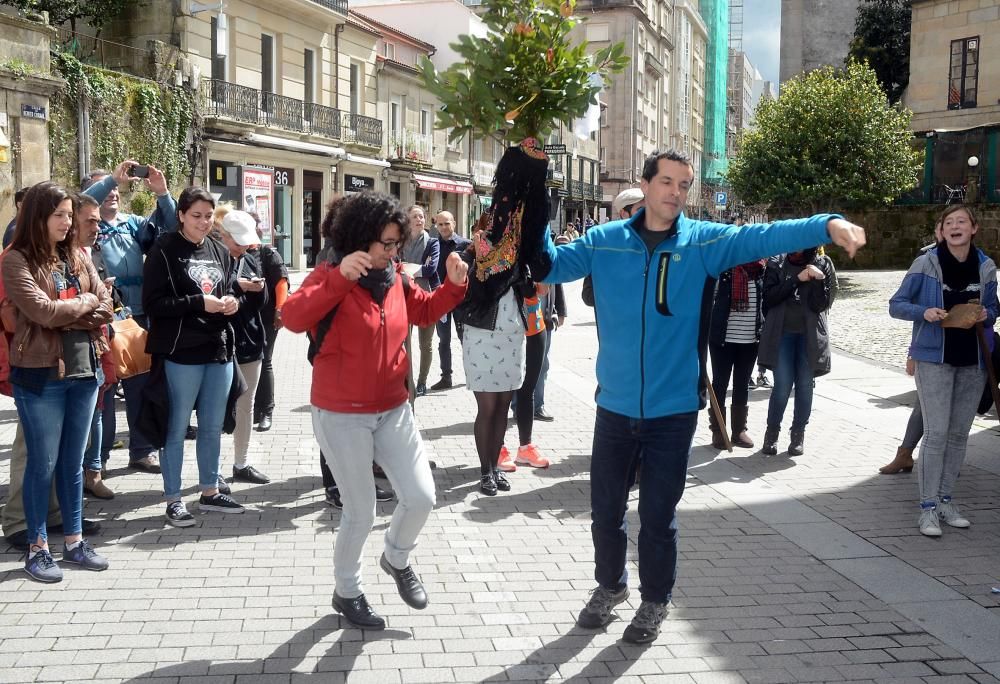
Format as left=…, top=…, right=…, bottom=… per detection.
left=388, top=129, right=433, bottom=164
left=342, top=112, right=383, bottom=148
left=203, top=80, right=383, bottom=148
left=307, top=0, right=349, bottom=13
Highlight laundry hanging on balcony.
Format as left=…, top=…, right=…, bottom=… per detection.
left=413, top=173, right=474, bottom=195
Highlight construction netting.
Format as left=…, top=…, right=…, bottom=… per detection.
left=701, top=0, right=729, bottom=183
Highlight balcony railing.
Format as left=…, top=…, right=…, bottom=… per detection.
left=307, top=0, right=349, bottom=13
left=472, top=160, right=495, bottom=186
left=203, top=80, right=383, bottom=148
left=388, top=129, right=433, bottom=164
left=342, top=112, right=384, bottom=148
left=262, top=91, right=304, bottom=132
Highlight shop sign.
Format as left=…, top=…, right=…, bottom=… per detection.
left=345, top=174, right=375, bottom=192
left=242, top=166, right=274, bottom=245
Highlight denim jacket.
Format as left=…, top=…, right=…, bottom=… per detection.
left=889, top=246, right=998, bottom=366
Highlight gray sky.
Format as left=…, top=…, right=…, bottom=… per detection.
left=742, top=0, right=781, bottom=84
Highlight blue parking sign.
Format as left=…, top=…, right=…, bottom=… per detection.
left=715, top=191, right=728, bottom=206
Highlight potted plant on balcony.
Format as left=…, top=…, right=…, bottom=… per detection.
left=421, top=0, right=627, bottom=314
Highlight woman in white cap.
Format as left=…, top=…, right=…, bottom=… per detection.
left=216, top=209, right=271, bottom=486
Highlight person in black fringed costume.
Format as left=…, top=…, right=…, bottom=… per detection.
left=456, top=139, right=552, bottom=496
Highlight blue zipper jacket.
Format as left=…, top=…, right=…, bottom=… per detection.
left=541, top=209, right=837, bottom=419
left=84, top=175, right=178, bottom=317
left=888, top=246, right=997, bottom=365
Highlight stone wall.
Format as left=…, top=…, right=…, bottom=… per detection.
left=818, top=205, right=1000, bottom=270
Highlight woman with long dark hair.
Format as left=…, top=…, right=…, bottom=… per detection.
left=142, top=187, right=245, bottom=527
left=757, top=247, right=837, bottom=456
left=707, top=259, right=766, bottom=449
left=283, top=191, right=467, bottom=630
left=2, top=182, right=114, bottom=582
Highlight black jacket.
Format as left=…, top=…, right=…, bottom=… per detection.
left=230, top=250, right=269, bottom=364
left=757, top=253, right=837, bottom=377
left=709, top=268, right=764, bottom=346
left=142, top=232, right=236, bottom=361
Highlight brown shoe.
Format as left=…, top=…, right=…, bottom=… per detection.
left=879, top=446, right=914, bottom=474
left=84, top=471, right=115, bottom=500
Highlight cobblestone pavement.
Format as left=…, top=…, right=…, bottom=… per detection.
left=0, top=275, right=998, bottom=684
left=828, top=270, right=912, bottom=370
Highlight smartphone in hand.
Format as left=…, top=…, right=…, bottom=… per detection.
left=131, top=164, right=150, bottom=178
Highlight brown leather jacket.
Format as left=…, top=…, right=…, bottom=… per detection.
left=1, top=248, right=113, bottom=376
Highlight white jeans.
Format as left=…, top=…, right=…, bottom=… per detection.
left=312, top=401, right=435, bottom=598
left=233, top=360, right=262, bottom=467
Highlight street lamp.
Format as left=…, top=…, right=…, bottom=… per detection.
left=967, top=156, right=980, bottom=203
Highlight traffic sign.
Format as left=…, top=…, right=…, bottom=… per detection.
left=715, top=191, right=728, bottom=206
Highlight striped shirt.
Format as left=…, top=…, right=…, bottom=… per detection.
left=725, top=283, right=758, bottom=344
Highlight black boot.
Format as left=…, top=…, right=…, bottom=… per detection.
left=708, top=407, right=727, bottom=449
left=730, top=405, right=753, bottom=449
left=761, top=426, right=779, bottom=456
left=788, top=429, right=805, bottom=456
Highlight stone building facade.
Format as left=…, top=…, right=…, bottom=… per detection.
left=779, top=0, right=861, bottom=83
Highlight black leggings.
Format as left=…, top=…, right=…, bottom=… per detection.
left=709, top=341, right=759, bottom=407
left=514, top=332, right=546, bottom=446
left=473, top=390, right=514, bottom=474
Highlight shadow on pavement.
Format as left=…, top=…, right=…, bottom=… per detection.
left=121, top=614, right=411, bottom=682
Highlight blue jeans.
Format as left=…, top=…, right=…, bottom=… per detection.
left=161, top=360, right=233, bottom=500
left=766, top=333, right=814, bottom=432
left=14, top=377, right=99, bottom=544
left=590, top=407, right=696, bottom=603
left=435, top=313, right=463, bottom=377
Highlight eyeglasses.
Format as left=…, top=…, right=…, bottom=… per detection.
left=379, top=239, right=402, bottom=251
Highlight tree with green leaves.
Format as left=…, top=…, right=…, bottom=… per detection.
left=846, top=0, right=911, bottom=104
left=420, top=0, right=628, bottom=144
left=726, top=61, right=921, bottom=213
left=7, top=0, right=134, bottom=29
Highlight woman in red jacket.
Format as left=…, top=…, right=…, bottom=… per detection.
left=283, top=192, right=468, bottom=630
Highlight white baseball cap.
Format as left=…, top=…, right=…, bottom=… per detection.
left=612, top=188, right=644, bottom=217
left=221, top=210, right=260, bottom=246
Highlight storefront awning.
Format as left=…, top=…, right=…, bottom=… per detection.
left=413, top=173, right=473, bottom=195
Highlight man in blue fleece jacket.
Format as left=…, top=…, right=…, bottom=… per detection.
left=83, top=159, right=178, bottom=474
left=541, top=150, right=866, bottom=644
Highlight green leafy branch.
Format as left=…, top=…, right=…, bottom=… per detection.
left=420, top=0, right=628, bottom=143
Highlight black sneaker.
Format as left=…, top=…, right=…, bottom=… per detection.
left=185, top=425, right=198, bottom=440
left=199, top=492, right=245, bottom=514
left=233, top=464, right=270, bottom=484
left=493, top=469, right=511, bottom=492
left=577, top=585, right=630, bottom=629
left=165, top=501, right=196, bottom=528
left=217, top=474, right=232, bottom=495
left=622, top=600, right=669, bottom=644
left=375, top=484, right=394, bottom=502
left=533, top=407, right=555, bottom=422
left=415, top=383, right=427, bottom=397
left=325, top=486, right=343, bottom=509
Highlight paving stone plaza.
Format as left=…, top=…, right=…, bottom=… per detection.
left=1, top=273, right=999, bottom=684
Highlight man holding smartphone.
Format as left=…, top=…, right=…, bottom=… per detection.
left=82, top=159, right=178, bottom=474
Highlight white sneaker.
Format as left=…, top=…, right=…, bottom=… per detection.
left=937, top=501, right=970, bottom=528
left=919, top=508, right=942, bottom=537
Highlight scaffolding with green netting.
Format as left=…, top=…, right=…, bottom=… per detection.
left=701, top=0, right=729, bottom=184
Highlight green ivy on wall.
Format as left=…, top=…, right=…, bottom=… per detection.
left=48, top=52, right=196, bottom=196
